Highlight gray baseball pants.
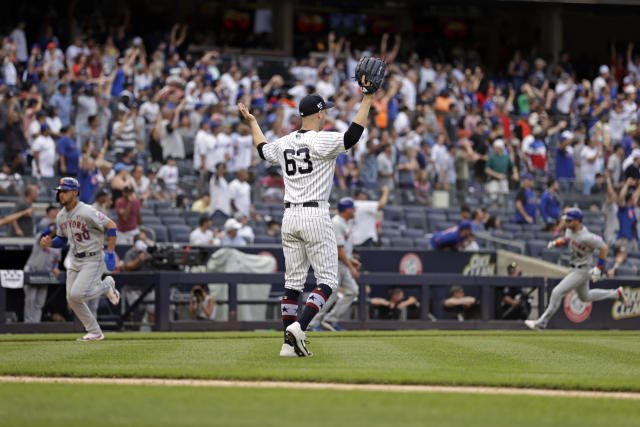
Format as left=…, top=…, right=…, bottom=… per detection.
left=537, top=268, right=618, bottom=328
left=67, top=255, right=111, bottom=335
left=309, top=263, right=359, bottom=328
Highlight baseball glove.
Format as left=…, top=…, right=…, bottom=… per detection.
left=354, top=57, right=386, bottom=94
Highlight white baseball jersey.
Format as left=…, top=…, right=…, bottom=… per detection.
left=333, top=214, right=353, bottom=261
left=56, top=202, right=110, bottom=256
left=565, top=225, right=604, bottom=268
left=260, top=129, right=346, bottom=202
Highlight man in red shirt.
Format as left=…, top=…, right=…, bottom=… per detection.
left=115, top=185, right=142, bottom=244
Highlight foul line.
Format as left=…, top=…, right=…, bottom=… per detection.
left=1, top=376, right=639, bottom=400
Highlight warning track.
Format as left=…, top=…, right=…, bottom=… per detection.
left=1, top=376, right=639, bottom=400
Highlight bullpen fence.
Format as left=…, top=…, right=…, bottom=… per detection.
left=1, top=271, right=638, bottom=333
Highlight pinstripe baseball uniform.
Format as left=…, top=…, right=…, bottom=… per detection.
left=56, top=202, right=114, bottom=335
left=260, top=129, right=346, bottom=291
left=536, top=225, right=617, bottom=327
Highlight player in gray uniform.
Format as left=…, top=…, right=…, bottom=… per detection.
left=237, top=57, right=384, bottom=357
left=39, top=177, right=120, bottom=341
left=525, top=208, right=630, bottom=331
left=309, top=197, right=361, bottom=331
left=24, top=223, right=61, bottom=322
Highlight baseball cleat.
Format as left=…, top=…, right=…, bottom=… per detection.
left=104, top=276, right=120, bottom=305
left=279, top=343, right=298, bottom=357
left=76, top=333, right=104, bottom=342
left=285, top=322, right=312, bottom=357
left=524, top=320, right=545, bottom=331
left=617, top=286, right=631, bottom=308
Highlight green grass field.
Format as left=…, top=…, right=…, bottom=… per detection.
left=2, top=330, right=640, bottom=426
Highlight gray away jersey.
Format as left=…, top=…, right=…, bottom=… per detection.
left=261, top=130, right=346, bottom=203
left=565, top=225, right=604, bottom=267
left=56, top=202, right=111, bottom=255
left=333, top=214, right=353, bottom=261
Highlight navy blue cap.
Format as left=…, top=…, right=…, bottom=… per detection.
left=337, top=197, right=355, bottom=212
left=299, top=94, right=334, bottom=117
left=522, top=173, right=534, bottom=180
left=458, top=220, right=472, bottom=231
left=563, top=208, right=583, bottom=222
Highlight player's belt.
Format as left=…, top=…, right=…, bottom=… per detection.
left=284, top=202, right=319, bottom=208
left=75, top=251, right=99, bottom=258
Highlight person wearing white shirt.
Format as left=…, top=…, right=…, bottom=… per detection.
left=580, top=139, right=602, bottom=195
left=288, top=82, right=309, bottom=107
left=220, top=70, right=241, bottom=105
left=554, top=73, right=576, bottom=115
left=316, top=67, right=336, bottom=101
left=229, top=169, right=252, bottom=218
left=419, top=59, right=436, bottom=92
left=234, top=212, right=255, bottom=244
left=220, top=219, right=246, bottom=246
left=3, top=56, right=17, bottom=87
left=231, top=126, right=254, bottom=172
left=156, top=157, right=180, bottom=195
left=592, top=65, right=609, bottom=98
left=209, top=163, right=231, bottom=216
left=193, top=120, right=215, bottom=172
left=400, top=71, right=418, bottom=111
left=10, top=23, right=27, bottom=63
left=213, top=125, right=233, bottom=166
left=190, top=216, right=220, bottom=246
left=352, top=187, right=390, bottom=246
left=31, top=124, right=56, bottom=178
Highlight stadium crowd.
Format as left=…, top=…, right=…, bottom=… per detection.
left=1, top=21, right=640, bottom=263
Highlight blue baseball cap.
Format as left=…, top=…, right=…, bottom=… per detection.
left=56, top=177, right=80, bottom=191
left=299, top=94, right=334, bottom=117
left=40, top=123, right=49, bottom=132
left=522, top=173, right=534, bottom=180
left=337, top=197, right=355, bottom=212
left=458, top=220, right=472, bottom=231
left=564, top=208, right=583, bottom=222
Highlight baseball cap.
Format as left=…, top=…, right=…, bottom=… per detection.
left=299, top=94, right=334, bottom=117
left=492, top=139, right=505, bottom=150
left=113, top=162, right=130, bottom=172
left=563, top=208, right=583, bottom=222
left=458, top=220, right=472, bottom=231
left=599, top=64, right=610, bottom=75
left=224, top=218, right=242, bottom=232
left=46, top=42, right=56, bottom=50
left=522, top=172, right=534, bottom=181
left=559, top=130, right=574, bottom=142
left=337, top=197, right=355, bottom=212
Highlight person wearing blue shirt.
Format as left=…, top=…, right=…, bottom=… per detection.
left=58, top=126, right=80, bottom=177
left=221, top=218, right=247, bottom=247
left=430, top=220, right=473, bottom=251
left=540, top=178, right=561, bottom=229
left=555, top=130, right=575, bottom=193
left=616, top=178, right=640, bottom=252
left=77, top=152, right=100, bottom=204
left=48, top=83, right=72, bottom=127
left=515, top=173, right=537, bottom=224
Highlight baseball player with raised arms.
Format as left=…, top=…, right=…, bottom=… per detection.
left=525, top=208, right=630, bottom=331
left=309, top=197, right=361, bottom=332
left=238, top=57, right=386, bottom=357
left=40, top=177, right=120, bottom=341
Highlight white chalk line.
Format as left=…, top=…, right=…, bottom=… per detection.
left=0, top=376, right=639, bottom=400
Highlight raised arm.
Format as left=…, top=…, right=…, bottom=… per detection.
left=237, top=103, right=267, bottom=148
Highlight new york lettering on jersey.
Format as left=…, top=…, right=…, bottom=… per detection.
left=261, top=130, right=345, bottom=203
left=57, top=202, right=110, bottom=254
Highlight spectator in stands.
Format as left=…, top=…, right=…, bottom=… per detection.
left=377, top=143, right=395, bottom=191
left=78, top=115, right=106, bottom=156
left=460, top=205, right=471, bottom=221
left=0, top=163, right=23, bottom=195
left=23, top=223, right=61, bottom=323
left=92, top=189, right=111, bottom=216
left=122, top=231, right=153, bottom=272
left=189, top=285, right=216, bottom=320
left=443, top=285, right=478, bottom=321
left=189, top=215, right=220, bottom=246
left=358, top=139, right=379, bottom=190
left=370, top=287, right=418, bottom=320
left=471, top=208, right=489, bottom=232
left=31, top=123, right=56, bottom=178
left=580, top=135, right=604, bottom=195
left=515, top=173, right=537, bottom=224
left=607, top=244, right=638, bottom=277
left=115, top=185, right=142, bottom=245
left=266, top=218, right=281, bottom=238
left=221, top=218, right=246, bottom=246
left=258, top=165, right=285, bottom=202
left=430, top=220, right=473, bottom=251
left=210, top=162, right=231, bottom=216
left=191, top=194, right=210, bottom=213
left=110, top=162, right=134, bottom=201
left=623, top=148, right=640, bottom=181
left=57, top=125, right=79, bottom=177
left=352, top=186, right=389, bottom=247
left=156, top=156, right=180, bottom=198
left=37, top=205, right=58, bottom=232
left=608, top=144, right=625, bottom=185
left=555, top=130, right=575, bottom=193
left=49, top=83, right=72, bottom=127
left=229, top=169, right=252, bottom=218
left=540, top=178, right=561, bottom=230
left=615, top=178, right=640, bottom=252
left=234, top=212, right=255, bottom=245
left=485, top=215, right=502, bottom=232
left=147, top=166, right=170, bottom=202
left=590, top=173, right=607, bottom=195
left=496, top=262, right=530, bottom=320
left=131, top=165, right=151, bottom=203
left=8, top=185, right=37, bottom=237
left=485, top=139, right=516, bottom=207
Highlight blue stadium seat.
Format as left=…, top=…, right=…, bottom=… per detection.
left=142, top=216, right=162, bottom=225
left=413, top=238, right=430, bottom=248
left=212, top=211, right=229, bottom=227
left=527, top=240, right=548, bottom=258
left=148, top=225, right=168, bottom=242
left=162, top=216, right=186, bottom=225
left=171, top=231, right=191, bottom=243
left=383, top=206, right=404, bottom=222
left=168, top=225, right=191, bottom=242
left=406, top=212, right=427, bottom=230
left=254, top=235, right=278, bottom=244
left=390, top=238, right=414, bottom=247
left=614, top=266, right=637, bottom=277
left=402, top=228, right=425, bottom=239
left=381, top=229, right=402, bottom=238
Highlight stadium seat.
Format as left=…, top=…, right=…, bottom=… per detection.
left=140, top=208, right=154, bottom=216
left=148, top=225, right=168, bottom=242
left=413, top=238, right=430, bottom=248
left=542, top=248, right=562, bottom=264
left=168, top=225, right=191, bottom=242
left=502, top=223, right=522, bottom=233
left=614, top=266, right=637, bottom=277
left=142, top=216, right=162, bottom=225
left=383, top=206, right=404, bottom=222
left=212, top=211, right=229, bottom=227
left=527, top=240, right=548, bottom=258
left=390, top=238, right=414, bottom=247
left=406, top=212, right=427, bottom=230
left=254, top=235, right=278, bottom=244
left=402, top=228, right=425, bottom=239
left=162, top=216, right=186, bottom=225
left=153, top=201, right=172, bottom=211
left=156, top=208, right=179, bottom=218
left=381, top=229, right=402, bottom=238
left=171, top=231, right=191, bottom=243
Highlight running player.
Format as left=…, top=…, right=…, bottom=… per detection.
left=237, top=59, right=383, bottom=357
left=40, top=177, right=120, bottom=341
left=525, top=208, right=630, bottom=331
